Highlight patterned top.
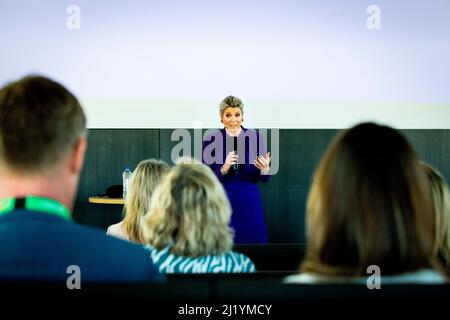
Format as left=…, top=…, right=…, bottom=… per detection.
left=144, top=245, right=256, bottom=274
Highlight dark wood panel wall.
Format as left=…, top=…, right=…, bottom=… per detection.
left=74, top=129, right=450, bottom=243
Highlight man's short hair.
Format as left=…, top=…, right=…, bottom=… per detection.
left=0, top=75, right=86, bottom=173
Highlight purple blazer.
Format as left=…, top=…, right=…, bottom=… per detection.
left=203, top=127, right=270, bottom=243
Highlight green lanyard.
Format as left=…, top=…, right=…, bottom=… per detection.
left=0, top=196, right=71, bottom=220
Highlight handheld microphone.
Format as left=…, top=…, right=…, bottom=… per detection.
left=232, top=136, right=239, bottom=174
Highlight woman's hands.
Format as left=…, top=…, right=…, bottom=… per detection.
left=221, top=151, right=271, bottom=175
left=253, top=152, right=271, bottom=174
left=220, top=151, right=238, bottom=175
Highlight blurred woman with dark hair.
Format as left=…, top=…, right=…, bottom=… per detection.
left=286, top=122, right=446, bottom=283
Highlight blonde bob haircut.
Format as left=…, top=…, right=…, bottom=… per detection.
left=421, top=162, right=450, bottom=268
left=122, top=159, right=170, bottom=243
left=219, top=95, right=244, bottom=117
left=143, top=161, right=234, bottom=257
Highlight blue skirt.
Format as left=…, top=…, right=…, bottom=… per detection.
left=224, top=180, right=268, bottom=244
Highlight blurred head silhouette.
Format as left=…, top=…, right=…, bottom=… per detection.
left=302, top=122, right=437, bottom=277
left=0, top=75, right=87, bottom=210
left=122, top=159, right=170, bottom=243
left=421, top=161, right=450, bottom=269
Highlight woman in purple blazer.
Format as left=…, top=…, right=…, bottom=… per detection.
left=203, top=96, right=271, bottom=243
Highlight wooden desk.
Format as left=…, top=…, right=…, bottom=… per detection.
left=88, top=196, right=125, bottom=205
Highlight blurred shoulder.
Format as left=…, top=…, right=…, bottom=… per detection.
left=106, top=221, right=129, bottom=241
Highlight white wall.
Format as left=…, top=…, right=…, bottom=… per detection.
left=81, top=98, right=450, bottom=129
left=1, top=0, right=449, bottom=128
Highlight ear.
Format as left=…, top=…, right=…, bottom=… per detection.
left=69, top=137, right=87, bottom=175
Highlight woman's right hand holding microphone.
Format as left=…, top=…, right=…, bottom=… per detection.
left=220, top=151, right=238, bottom=175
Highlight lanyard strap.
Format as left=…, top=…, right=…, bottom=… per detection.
left=0, top=196, right=71, bottom=220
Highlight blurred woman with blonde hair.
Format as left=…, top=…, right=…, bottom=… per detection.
left=143, top=161, right=255, bottom=273
left=421, top=162, right=450, bottom=269
left=107, top=159, right=170, bottom=243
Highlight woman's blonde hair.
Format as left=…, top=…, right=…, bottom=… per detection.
left=219, top=95, right=244, bottom=117
left=421, top=162, right=450, bottom=268
left=302, top=123, right=436, bottom=277
left=122, top=159, right=170, bottom=243
left=143, top=162, right=234, bottom=257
